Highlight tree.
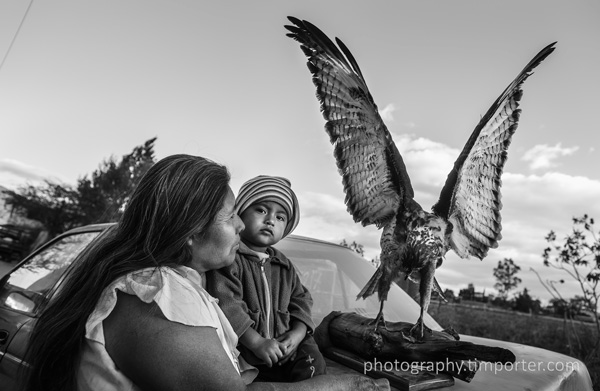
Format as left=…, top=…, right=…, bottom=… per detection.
left=548, top=297, right=571, bottom=317
left=339, top=239, right=365, bottom=257
left=3, top=138, right=157, bottom=244
left=442, top=288, right=455, bottom=302
left=540, top=215, right=600, bottom=357
left=76, top=137, right=157, bottom=223
left=2, top=182, right=82, bottom=239
left=513, top=288, right=541, bottom=314
left=493, top=258, right=522, bottom=299
left=339, top=239, right=383, bottom=266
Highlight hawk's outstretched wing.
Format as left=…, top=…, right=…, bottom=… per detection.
left=285, top=16, right=413, bottom=228
left=432, top=42, right=556, bottom=259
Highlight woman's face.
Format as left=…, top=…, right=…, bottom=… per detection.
left=189, top=187, right=245, bottom=273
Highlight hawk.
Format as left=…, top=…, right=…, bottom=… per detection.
left=285, top=16, right=555, bottom=341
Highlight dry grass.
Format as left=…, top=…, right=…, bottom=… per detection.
left=428, top=301, right=600, bottom=390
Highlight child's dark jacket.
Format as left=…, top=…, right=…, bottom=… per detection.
left=206, top=242, right=315, bottom=340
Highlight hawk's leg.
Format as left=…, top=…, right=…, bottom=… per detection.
left=372, top=300, right=388, bottom=331
left=404, top=313, right=432, bottom=343
left=402, top=261, right=436, bottom=342
left=365, top=300, right=388, bottom=332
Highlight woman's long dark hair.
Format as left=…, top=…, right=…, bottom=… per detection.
left=21, top=154, right=230, bottom=391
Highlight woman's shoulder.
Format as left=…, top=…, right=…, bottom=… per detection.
left=86, top=266, right=217, bottom=343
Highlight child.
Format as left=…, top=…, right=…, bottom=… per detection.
left=206, top=175, right=327, bottom=382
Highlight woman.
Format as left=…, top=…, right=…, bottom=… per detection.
left=22, top=154, right=389, bottom=391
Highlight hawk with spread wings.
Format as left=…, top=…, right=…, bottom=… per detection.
left=285, top=16, right=555, bottom=341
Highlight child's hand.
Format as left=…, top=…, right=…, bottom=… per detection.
left=251, top=337, right=286, bottom=367
left=275, top=328, right=305, bottom=365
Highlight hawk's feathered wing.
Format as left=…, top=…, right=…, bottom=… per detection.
left=286, top=16, right=555, bottom=264
left=432, top=42, right=556, bottom=260
left=285, top=17, right=413, bottom=229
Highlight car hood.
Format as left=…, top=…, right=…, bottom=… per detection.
left=439, top=334, right=593, bottom=391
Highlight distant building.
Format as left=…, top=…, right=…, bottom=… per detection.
left=458, top=283, right=490, bottom=303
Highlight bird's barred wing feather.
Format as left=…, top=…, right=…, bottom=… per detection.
left=285, top=17, right=414, bottom=228
left=432, top=42, right=556, bottom=259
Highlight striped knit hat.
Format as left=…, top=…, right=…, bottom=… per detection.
left=235, top=175, right=300, bottom=238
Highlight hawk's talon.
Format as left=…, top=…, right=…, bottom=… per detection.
left=403, top=318, right=432, bottom=343
left=401, top=331, right=418, bottom=343
left=368, top=312, right=388, bottom=332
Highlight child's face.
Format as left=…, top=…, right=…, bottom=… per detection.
left=239, top=200, right=288, bottom=252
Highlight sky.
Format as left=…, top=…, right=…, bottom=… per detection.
left=1, top=0, right=599, bottom=305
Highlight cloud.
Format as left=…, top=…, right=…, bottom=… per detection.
left=0, top=159, right=68, bottom=189
left=295, top=134, right=600, bottom=304
left=295, top=192, right=382, bottom=260
left=521, top=143, right=579, bottom=170
left=380, top=103, right=396, bottom=122
left=392, top=133, right=458, bottom=194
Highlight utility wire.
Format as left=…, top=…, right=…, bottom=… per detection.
left=0, top=0, right=35, bottom=72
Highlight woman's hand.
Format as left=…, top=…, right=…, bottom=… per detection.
left=353, top=376, right=390, bottom=390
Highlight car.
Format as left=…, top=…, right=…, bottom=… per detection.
left=0, top=223, right=594, bottom=390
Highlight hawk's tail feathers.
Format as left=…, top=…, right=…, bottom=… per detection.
left=356, top=266, right=383, bottom=300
